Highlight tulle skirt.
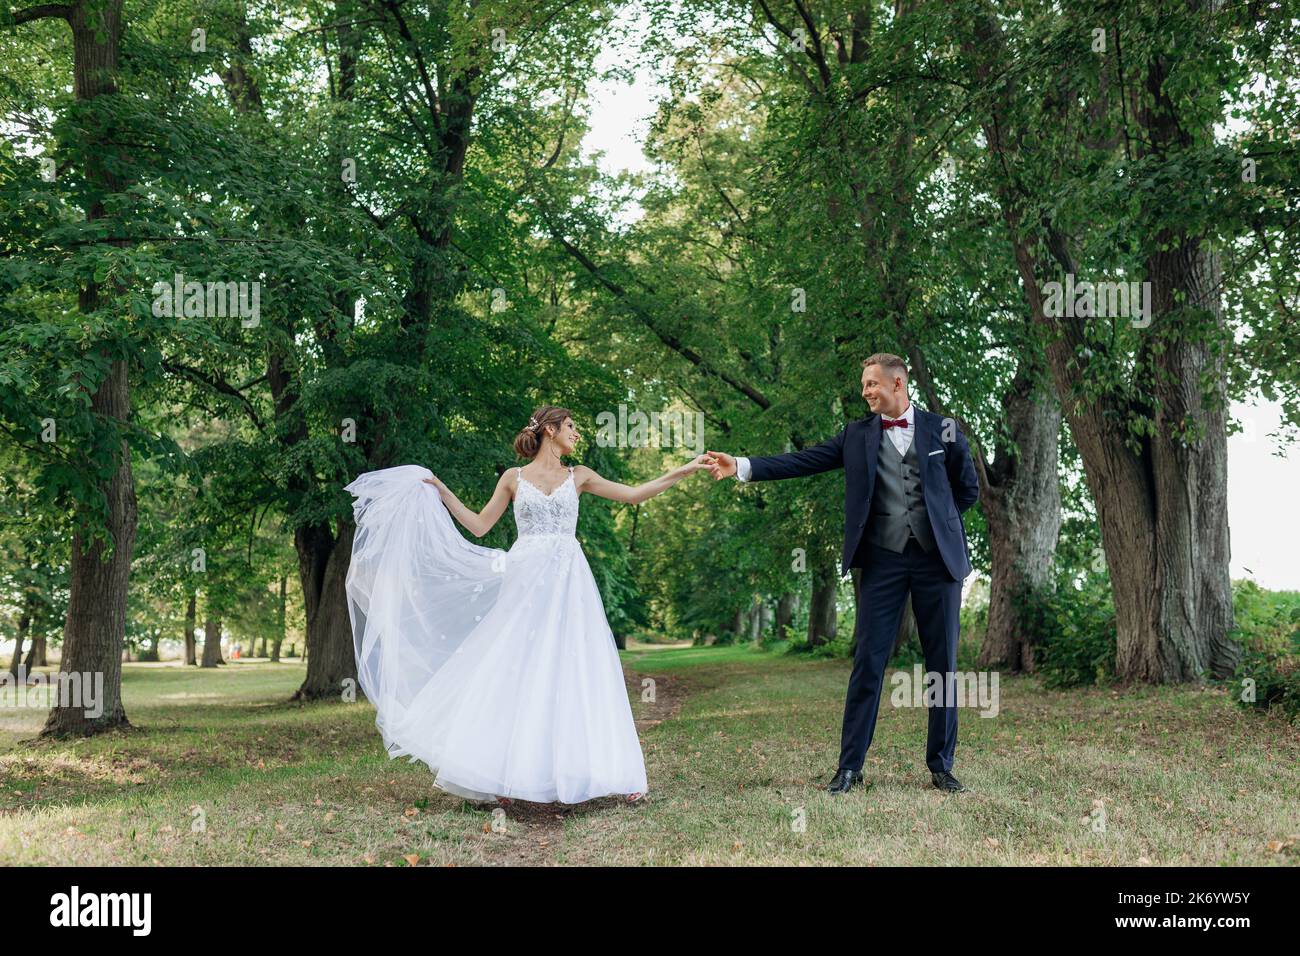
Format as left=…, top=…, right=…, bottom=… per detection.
left=345, top=466, right=647, bottom=804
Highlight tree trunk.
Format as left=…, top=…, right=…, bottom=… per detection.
left=807, top=555, right=838, bottom=647
left=271, top=575, right=285, bottom=662
left=184, top=590, right=197, bottom=665
left=44, top=360, right=135, bottom=737
left=8, top=595, right=32, bottom=678
left=978, top=368, right=1062, bottom=672
left=201, top=612, right=224, bottom=668
left=775, top=592, right=795, bottom=640
left=1104, top=237, right=1235, bottom=681
left=1018, top=233, right=1237, bottom=680
left=291, top=522, right=357, bottom=700
left=24, top=635, right=47, bottom=670
left=965, top=8, right=1235, bottom=683
left=39, top=0, right=133, bottom=739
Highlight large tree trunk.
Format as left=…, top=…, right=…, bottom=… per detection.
left=39, top=0, right=134, bottom=738
left=964, top=10, right=1235, bottom=683
left=1093, top=237, right=1235, bottom=681
left=291, top=522, right=357, bottom=700
left=44, top=361, right=135, bottom=737
left=978, top=368, right=1062, bottom=672
left=1105, top=55, right=1234, bottom=680
left=807, top=555, right=838, bottom=647
left=183, top=590, right=197, bottom=665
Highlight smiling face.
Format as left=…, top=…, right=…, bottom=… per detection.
left=861, top=363, right=907, bottom=418
left=547, top=416, right=581, bottom=455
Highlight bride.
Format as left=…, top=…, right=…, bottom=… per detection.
left=344, top=405, right=711, bottom=806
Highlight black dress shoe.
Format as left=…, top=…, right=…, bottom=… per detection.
left=931, top=770, right=966, bottom=792
left=826, top=768, right=865, bottom=794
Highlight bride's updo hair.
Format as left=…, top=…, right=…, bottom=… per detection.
left=513, top=405, right=574, bottom=459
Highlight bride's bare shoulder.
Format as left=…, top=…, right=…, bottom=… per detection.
left=572, top=464, right=597, bottom=491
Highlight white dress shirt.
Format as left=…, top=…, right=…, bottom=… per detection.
left=735, top=402, right=914, bottom=482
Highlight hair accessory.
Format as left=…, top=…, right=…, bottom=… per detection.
left=528, top=416, right=540, bottom=430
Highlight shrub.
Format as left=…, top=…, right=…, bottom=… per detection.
left=1230, top=580, right=1300, bottom=722
left=1014, top=572, right=1117, bottom=688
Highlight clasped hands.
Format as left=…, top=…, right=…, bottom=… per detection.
left=699, top=451, right=737, bottom=480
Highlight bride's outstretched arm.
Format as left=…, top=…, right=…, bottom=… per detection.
left=423, top=470, right=514, bottom=538
left=574, top=455, right=712, bottom=506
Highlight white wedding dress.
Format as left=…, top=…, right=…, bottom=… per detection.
left=344, top=463, right=648, bottom=803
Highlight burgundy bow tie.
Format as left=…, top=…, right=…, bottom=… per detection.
left=882, top=417, right=908, bottom=430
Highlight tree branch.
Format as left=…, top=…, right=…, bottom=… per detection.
left=8, top=4, right=72, bottom=25
left=538, top=207, right=771, bottom=412
left=162, top=361, right=265, bottom=432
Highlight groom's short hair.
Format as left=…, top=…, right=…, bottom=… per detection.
left=862, top=352, right=908, bottom=384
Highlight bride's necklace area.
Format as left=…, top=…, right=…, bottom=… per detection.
left=519, top=445, right=569, bottom=496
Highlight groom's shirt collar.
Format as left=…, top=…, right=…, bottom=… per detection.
left=870, top=402, right=916, bottom=424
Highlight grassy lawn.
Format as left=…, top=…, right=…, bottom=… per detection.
left=1, top=644, right=1297, bottom=866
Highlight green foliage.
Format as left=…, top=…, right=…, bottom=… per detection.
left=1230, top=580, right=1300, bottom=722
left=1015, top=573, right=1118, bottom=689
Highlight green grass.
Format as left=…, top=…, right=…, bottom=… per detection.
left=1, top=645, right=1297, bottom=865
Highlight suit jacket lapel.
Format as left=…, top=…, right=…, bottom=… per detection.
left=911, top=407, right=927, bottom=490
left=863, top=415, right=880, bottom=504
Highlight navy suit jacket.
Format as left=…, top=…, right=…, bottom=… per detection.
left=746, top=408, right=980, bottom=580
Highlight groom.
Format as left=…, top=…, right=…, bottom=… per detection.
left=705, top=353, right=980, bottom=795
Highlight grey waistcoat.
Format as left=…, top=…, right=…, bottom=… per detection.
left=866, top=432, right=936, bottom=553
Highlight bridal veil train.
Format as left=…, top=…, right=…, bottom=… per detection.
left=343, top=463, right=648, bottom=803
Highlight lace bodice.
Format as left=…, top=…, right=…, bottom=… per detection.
left=513, top=466, right=579, bottom=537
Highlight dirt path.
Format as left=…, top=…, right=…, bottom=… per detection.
left=479, top=664, right=691, bottom=865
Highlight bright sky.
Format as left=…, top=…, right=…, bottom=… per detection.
left=582, top=17, right=1300, bottom=593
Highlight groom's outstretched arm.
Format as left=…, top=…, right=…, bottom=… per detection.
left=708, top=427, right=847, bottom=483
